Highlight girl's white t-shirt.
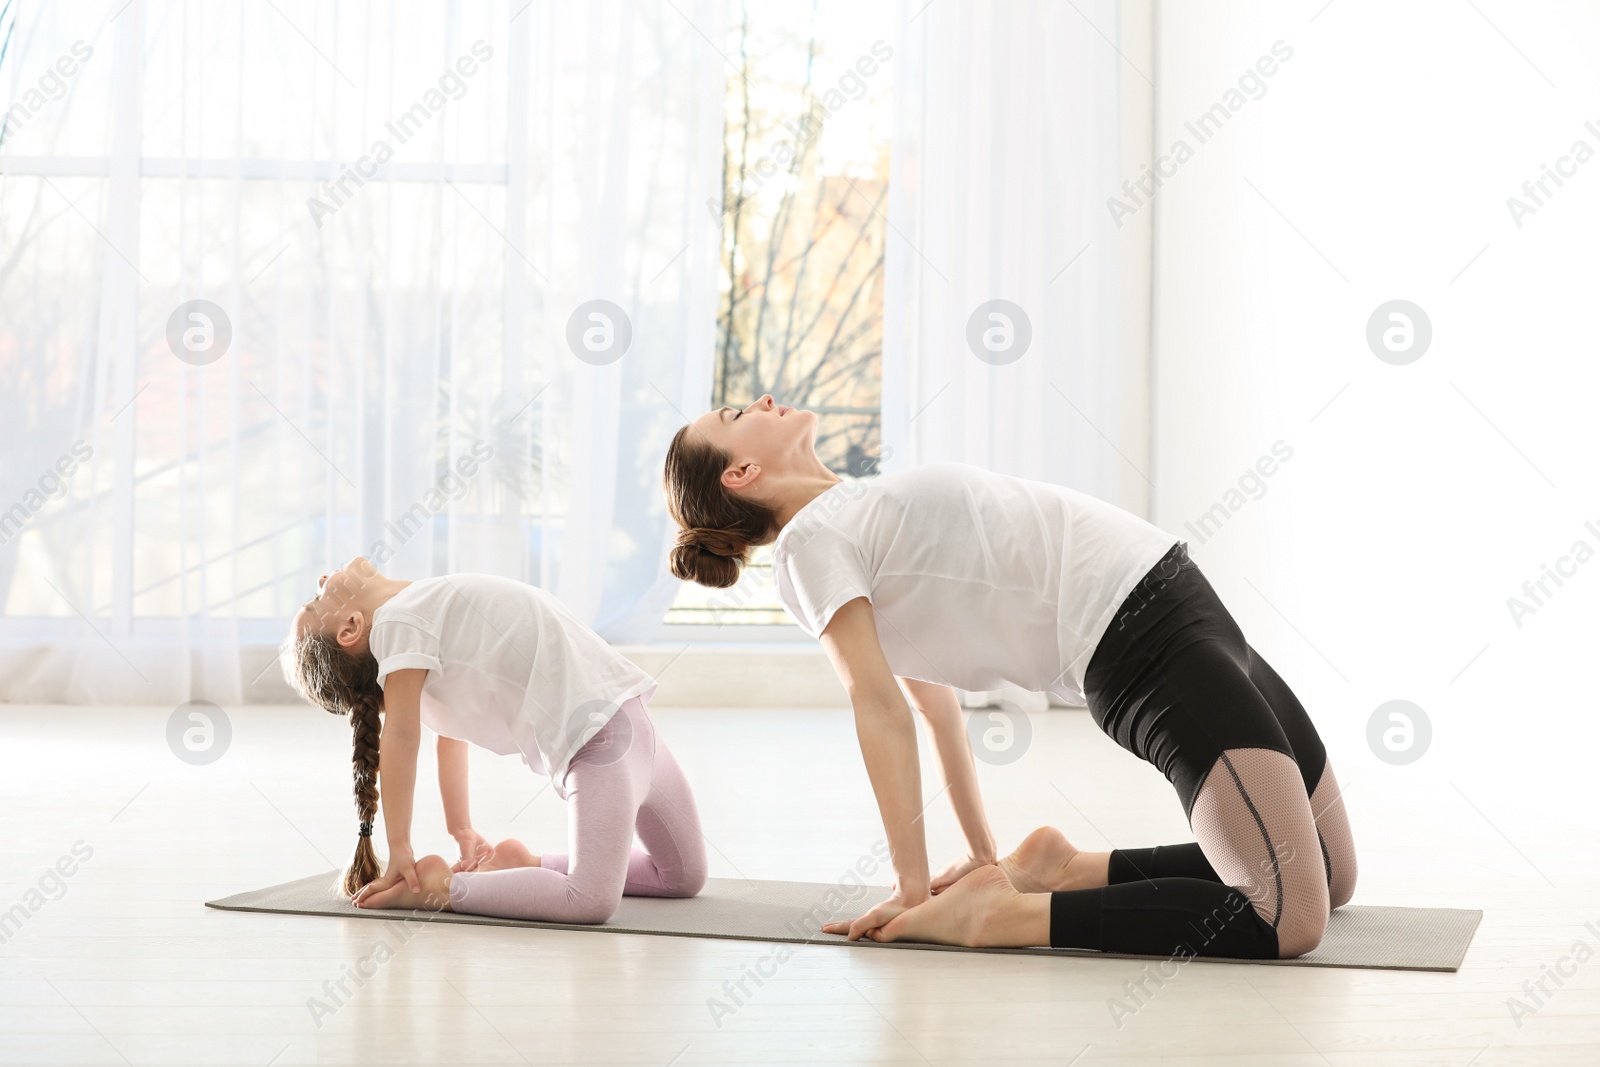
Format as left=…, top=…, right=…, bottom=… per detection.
left=367, top=573, right=656, bottom=782
left=771, top=461, right=1180, bottom=704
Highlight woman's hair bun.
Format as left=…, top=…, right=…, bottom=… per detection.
left=661, top=423, right=777, bottom=589
left=670, top=527, right=746, bottom=589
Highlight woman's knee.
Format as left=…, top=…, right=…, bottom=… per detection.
left=1309, top=759, right=1359, bottom=909
left=1232, top=843, right=1329, bottom=959
left=1328, top=847, right=1358, bottom=910
left=1270, top=855, right=1331, bottom=959
left=1275, top=903, right=1329, bottom=959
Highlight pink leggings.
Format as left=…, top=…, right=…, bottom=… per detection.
left=446, top=695, right=708, bottom=923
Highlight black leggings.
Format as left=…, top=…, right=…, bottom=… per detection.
left=1048, top=541, right=1335, bottom=960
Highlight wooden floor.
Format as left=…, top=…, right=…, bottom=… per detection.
left=2, top=702, right=1597, bottom=1065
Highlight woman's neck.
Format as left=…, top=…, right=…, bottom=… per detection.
left=772, top=470, right=844, bottom=531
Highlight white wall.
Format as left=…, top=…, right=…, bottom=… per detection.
left=1151, top=1, right=1600, bottom=832
left=1117, top=0, right=1158, bottom=519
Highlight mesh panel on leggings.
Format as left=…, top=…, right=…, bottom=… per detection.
left=1309, top=754, right=1358, bottom=909
left=1189, top=747, right=1330, bottom=958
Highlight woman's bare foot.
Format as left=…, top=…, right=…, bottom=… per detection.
left=477, top=838, right=540, bottom=872
left=876, top=866, right=1049, bottom=948
left=354, top=855, right=454, bottom=912
left=998, top=826, right=1086, bottom=893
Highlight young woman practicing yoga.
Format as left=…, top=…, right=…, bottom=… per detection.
left=663, top=395, right=1357, bottom=960
left=283, top=557, right=707, bottom=922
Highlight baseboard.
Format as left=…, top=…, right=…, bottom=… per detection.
left=250, top=643, right=1084, bottom=710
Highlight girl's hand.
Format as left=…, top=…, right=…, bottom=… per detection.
left=930, top=853, right=997, bottom=895
left=352, top=855, right=454, bottom=912
left=351, top=845, right=420, bottom=906
left=821, top=887, right=927, bottom=941
left=450, top=829, right=493, bottom=873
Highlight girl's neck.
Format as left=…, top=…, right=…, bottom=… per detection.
left=360, top=576, right=412, bottom=617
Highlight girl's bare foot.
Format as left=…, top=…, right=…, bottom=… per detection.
left=998, top=826, right=1087, bottom=893
left=477, top=838, right=540, bottom=872
left=354, top=855, right=454, bottom=912
left=876, top=866, right=1048, bottom=948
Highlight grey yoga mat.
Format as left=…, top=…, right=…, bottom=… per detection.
left=206, top=872, right=1480, bottom=972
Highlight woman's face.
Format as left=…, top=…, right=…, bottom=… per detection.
left=689, top=394, right=817, bottom=476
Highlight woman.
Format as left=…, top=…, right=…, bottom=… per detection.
left=662, top=395, right=1356, bottom=960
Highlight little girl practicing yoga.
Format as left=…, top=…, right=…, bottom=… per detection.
left=283, top=557, right=707, bottom=922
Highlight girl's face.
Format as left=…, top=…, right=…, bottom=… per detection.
left=293, top=555, right=379, bottom=641
left=689, top=394, right=817, bottom=481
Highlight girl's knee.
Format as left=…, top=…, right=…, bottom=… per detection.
left=567, top=895, right=621, bottom=924
left=674, top=846, right=709, bottom=897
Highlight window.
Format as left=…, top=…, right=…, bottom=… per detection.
left=664, top=0, right=894, bottom=628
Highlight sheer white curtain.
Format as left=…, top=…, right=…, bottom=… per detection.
left=882, top=0, right=1149, bottom=515
left=0, top=0, right=724, bottom=705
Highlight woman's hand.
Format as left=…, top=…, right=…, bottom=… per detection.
left=821, top=887, right=928, bottom=941
left=450, top=829, right=494, bottom=873
left=930, top=852, right=997, bottom=895
left=351, top=844, right=421, bottom=906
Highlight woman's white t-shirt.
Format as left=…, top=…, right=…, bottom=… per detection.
left=771, top=462, right=1180, bottom=704
left=367, top=573, right=656, bottom=782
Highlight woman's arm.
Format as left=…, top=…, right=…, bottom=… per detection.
left=354, top=667, right=425, bottom=900
left=816, top=597, right=931, bottom=939
left=897, top=677, right=998, bottom=883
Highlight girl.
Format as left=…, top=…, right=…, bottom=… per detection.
left=662, top=395, right=1357, bottom=960
left=282, top=557, right=708, bottom=922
